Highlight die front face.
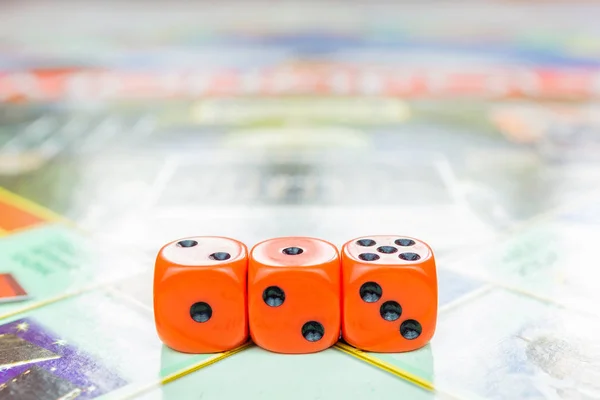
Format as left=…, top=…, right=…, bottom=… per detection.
left=154, top=237, right=248, bottom=353
left=341, top=236, right=437, bottom=353
left=248, top=237, right=341, bottom=354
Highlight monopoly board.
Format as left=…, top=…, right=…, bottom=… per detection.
left=1, top=1, right=600, bottom=399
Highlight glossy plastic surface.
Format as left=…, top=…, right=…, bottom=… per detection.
left=248, top=237, right=341, bottom=354
left=341, top=235, right=437, bottom=352
left=153, top=236, right=248, bottom=353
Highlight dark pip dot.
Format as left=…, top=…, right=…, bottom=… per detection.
left=210, top=252, right=231, bottom=261
left=359, top=253, right=380, bottom=261
left=377, top=246, right=397, bottom=254
left=177, top=240, right=198, bottom=248
left=380, top=301, right=402, bottom=321
left=359, top=282, right=382, bottom=303
left=356, top=239, right=376, bottom=247
left=302, top=321, right=325, bottom=342
left=263, top=286, right=285, bottom=307
left=399, top=252, right=421, bottom=261
left=400, top=320, right=422, bottom=340
left=395, top=239, right=415, bottom=247
left=282, top=247, right=304, bottom=255
left=190, top=302, right=212, bottom=323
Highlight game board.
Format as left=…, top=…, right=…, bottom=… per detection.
left=1, top=1, right=600, bottom=399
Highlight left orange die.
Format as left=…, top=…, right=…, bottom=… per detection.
left=153, top=236, right=249, bottom=353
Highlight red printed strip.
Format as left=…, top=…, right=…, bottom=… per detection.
left=1, top=67, right=600, bottom=100
left=0, top=201, right=46, bottom=232
left=0, top=187, right=63, bottom=234
left=0, top=273, right=28, bottom=301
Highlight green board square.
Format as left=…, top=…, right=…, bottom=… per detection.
left=0, top=223, right=148, bottom=318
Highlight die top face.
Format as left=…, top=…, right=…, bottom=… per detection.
left=159, top=236, right=247, bottom=267
left=343, top=235, right=432, bottom=266
left=250, top=237, right=339, bottom=268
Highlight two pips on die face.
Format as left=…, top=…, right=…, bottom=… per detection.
left=153, top=235, right=437, bottom=355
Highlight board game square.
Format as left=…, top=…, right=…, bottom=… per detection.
left=0, top=318, right=127, bottom=399
left=0, top=366, right=82, bottom=400
left=437, top=268, right=484, bottom=307
left=0, top=334, right=60, bottom=369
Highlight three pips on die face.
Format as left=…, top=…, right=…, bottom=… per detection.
left=153, top=235, right=437, bottom=355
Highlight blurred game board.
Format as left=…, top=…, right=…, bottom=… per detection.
left=2, top=1, right=600, bottom=399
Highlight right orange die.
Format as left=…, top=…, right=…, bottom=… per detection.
left=341, top=235, right=437, bottom=353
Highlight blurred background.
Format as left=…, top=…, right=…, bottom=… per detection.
left=1, top=0, right=599, bottom=255
left=2, top=2, right=600, bottom=399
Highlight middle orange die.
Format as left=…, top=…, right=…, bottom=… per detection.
left=248, top=237, right=341, bottom=354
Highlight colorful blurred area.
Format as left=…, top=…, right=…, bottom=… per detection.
left=0, top=1, right=599, bottom=241
left=1, top=2, right=600, bottom=400
left=1, top=1, right=599, bottom=241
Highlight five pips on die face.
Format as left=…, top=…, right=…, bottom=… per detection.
left=178, top=239, right=421, bottom=342
left=177, top=240, right=324, bottom=343
left=356, top=238, right=423, bottom=340
left=356, top=238, right=421, bottom=262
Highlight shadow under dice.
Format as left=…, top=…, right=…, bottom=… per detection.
left=153, top=236, right=248, bottom=353
left=248, top=237, right=341, bottom=354
left=341, top=236, right=438, bottom=353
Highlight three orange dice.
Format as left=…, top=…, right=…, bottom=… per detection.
left=153, top=236, right=249, bottom=353
left=247, top=237, right=341, bottom=354
left=340, top=235, right=437, bottom=352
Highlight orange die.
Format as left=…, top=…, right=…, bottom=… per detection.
left=341, top=236, right=437, bottom=352
left=248, top=237, right=341, bottom=354
left=153, top=236, right=248, bottom=353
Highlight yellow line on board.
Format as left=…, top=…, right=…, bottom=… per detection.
left=0, top=227, right=7, bottom=237
left=334, top=342, right=435, bottom=392
left=161, top=342, right=253, bottom=384
left=0, top=186, right=66, bottom=223
left=0, top=277, right=144, bottom=321
left=0, top=290, right=81, bottom=321
left=117, top=342, right=254, bottom=400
